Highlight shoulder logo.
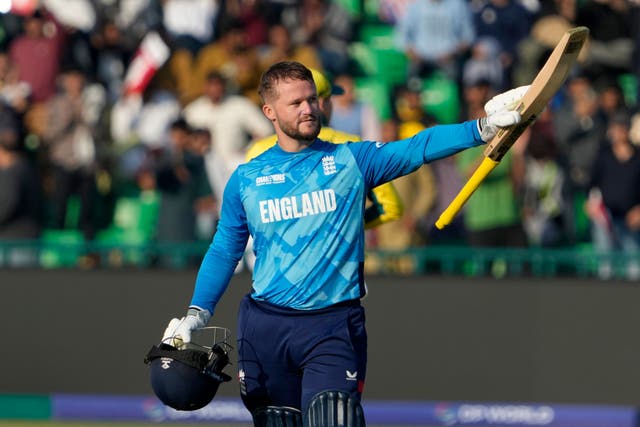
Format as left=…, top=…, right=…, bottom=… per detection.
left=346, top=370, right=357, bottom=381
left=322, top=155, right=337, bottom=175
left=375, top=141, right=385, bottom=148
left=256, top=173, right=286, bottom=186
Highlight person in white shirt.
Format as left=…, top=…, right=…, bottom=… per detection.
left=183, top=71, right=273, bottom=195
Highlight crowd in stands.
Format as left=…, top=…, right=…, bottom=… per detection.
left=0, top=0, right=639, bottom=276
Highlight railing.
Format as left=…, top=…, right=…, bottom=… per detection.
left=0, top=239, right=637, bottom=280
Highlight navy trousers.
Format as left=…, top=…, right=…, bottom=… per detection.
left=236, top=294, right=367, bottom=415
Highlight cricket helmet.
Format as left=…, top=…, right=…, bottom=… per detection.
left=144, top=327, right=232, bottom=410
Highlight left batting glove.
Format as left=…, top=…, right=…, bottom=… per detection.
left=477, top=85, right=530, bottom=142
left=478, top=110, right=522, bottom=142
left=162, top=307, right=211, bottom=348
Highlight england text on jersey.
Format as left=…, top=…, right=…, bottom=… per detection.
left=259, top=189, right=337, bottom=224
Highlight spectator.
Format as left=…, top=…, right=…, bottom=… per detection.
left=512, top=0, right=580, bottom=87
left=9, top=9, right=65, bottom=136
left=471, top=0, right=533, bottom=87
left=575, top=0, right=633, bottom=84
left=183, top=71, right=272, bottom=194
left=190, top=128, right=219, bottom=241
left=0, top=52, right=31, bottom=117
left=152, top=119, right=213, bottom=267
left=281, top=0, right=354, bottom=76
left=424, top=154, right=466, bottom=243
left=394, top=0, right=475, bottom=81
left=552, top=74, right=606, bottom=242
left=162, top=0, right=220, bottom=54
left=424, top=78, right=496, bottom=243
left=392, top=78, right=437, bottom=127
left=0, top=112, right=41, bottom=266
left=93, top=0, right=163, bottom=54
left=91, top=19, right=134, bottom=103
left=258, top=24, right=323, bottom=74
left=330, top=73, right=382, bottom=142
left=221, top=0, right=269, bottom=47
left=377, top=0, right=416, bottom=25
left=8, top=9, right=65, bottom=103
left=462, top=37, right=505, bottom=91
left=596, top=80, right=628, bottom=125
left=187, top=18, right=262, bottom=104
left=42, top=66, right=106, bottom=239
left=368, top=118, right=437, bottom=274
left=586, top=111, right=640, bottom=279
left=520, top=110, right=566, bottom=247
left=110, top=83, right=182, bottom=193
left=455, top=80, right=527, bottom=251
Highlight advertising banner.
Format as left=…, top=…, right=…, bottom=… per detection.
left=50, top=394, right=638, bottom=427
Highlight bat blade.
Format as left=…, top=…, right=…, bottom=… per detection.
left=435, top=26, right=589, bottom=230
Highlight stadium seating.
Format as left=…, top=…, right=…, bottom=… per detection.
left=421, top=72, right=460, bottom=124
left=618, top=73, right=638, bottom=107
left=39, top=196, right=84, bottom=268
left=355, top=77, right=392, bottom=120
left=350, top=24, right=408, bottom=88
left=94, top=191, right=160, bottom=266
left=39, top=229, right=85, bottom=268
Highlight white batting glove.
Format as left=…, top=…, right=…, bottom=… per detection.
left=161, top=307, right=211, bottom=348
left=484, top=85, right=530, bottom=115
left=477, top=85, right=529, bottom=142
left=478, top=110, right=522, bottom=142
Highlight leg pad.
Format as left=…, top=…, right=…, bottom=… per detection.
left=252, top=406, right=303, bottom=427
left=304, top=390, right=365, bottom=427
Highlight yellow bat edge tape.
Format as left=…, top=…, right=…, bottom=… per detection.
left=435, top=157, right=500, bottom=230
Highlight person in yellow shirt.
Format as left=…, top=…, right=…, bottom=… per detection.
left=246, top=69, right=403, bottom=228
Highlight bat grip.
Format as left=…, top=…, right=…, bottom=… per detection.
left=435, top=157, right=499, bottom=229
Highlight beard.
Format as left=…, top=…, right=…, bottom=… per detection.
left=279, top=115, right=321, bottom=142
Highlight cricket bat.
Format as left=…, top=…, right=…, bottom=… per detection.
left=435, top=26, right=589, bottom=230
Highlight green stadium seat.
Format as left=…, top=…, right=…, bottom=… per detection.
left=95, top=191, right=160, bottom=266
left=39, top=229, right=85, bottom=268
left=355, top=77, right=392, bottom=120
left=359, top=24, right=395, bottom=48
left=108, top=191, right=160, bottom=238
left=363, top=0, right=381, bottom=23
left=618, top=73, right=637, bottom=107
left=420, top=73, right=460, bottom=124
left=572, top=191, right=591, bottom=243
left=64, top=195, right=81, bottom=229
left=334, top=0, right=362, bottom=17
left=350, top=41, right=408, bottom=87
left=350, top=24, right=408, bottom=87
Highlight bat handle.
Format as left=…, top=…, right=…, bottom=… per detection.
left=435, top=157, right=499, bottom=229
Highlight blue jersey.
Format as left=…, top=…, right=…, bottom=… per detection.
left=191, top=121, right=483, bottom=313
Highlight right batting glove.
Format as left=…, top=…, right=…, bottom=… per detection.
left=162, top=307, right=211, bottom=348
